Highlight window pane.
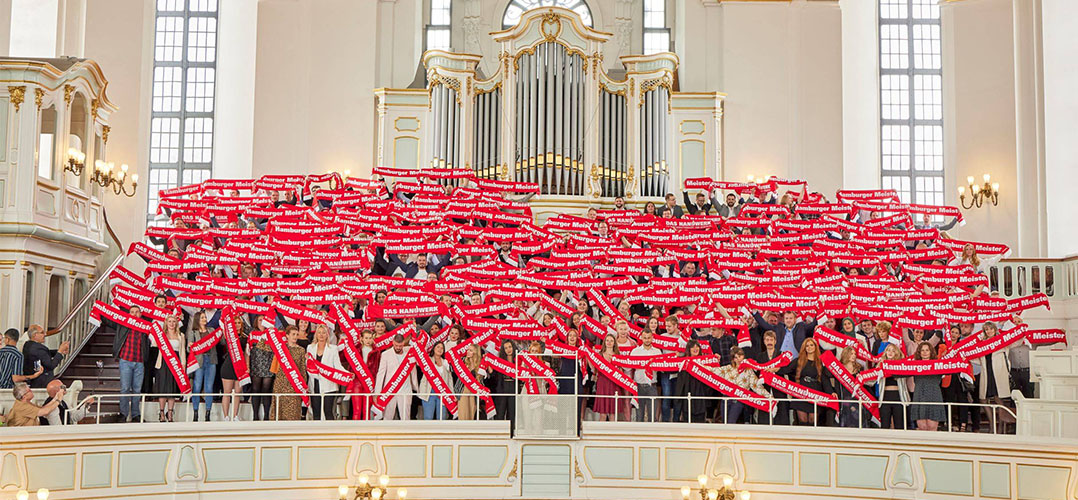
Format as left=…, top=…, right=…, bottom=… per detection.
left=503, top=0, right=593, bottom=28
left=189, top=0, right=217, bottom=12
left=155, top=16, right=185, bottom=62
left=913, top=74, right=941, bottom=120
left=880, top=0, right=908, bottom=19
left=185, top=67, right=216, bottom=112
left=186, top=16, right=217, bottom=63
left=881, top=125, right=910, bottom=171
left=913, top=125, right=943, bottom=171
left=644, top=30, right=670, bottom=55
left=183, top=117, right=214, bottom=163
left=880, top=74, right=909, bottom=120
left=913, top=24, right=941, bottom=69
left=150, top=117, right=181, bottom=164
left=427, top=27, right=450, bottom=51
left=152, top=66, right=183, bottom=112
left=880, top=24, right=909, bottom=70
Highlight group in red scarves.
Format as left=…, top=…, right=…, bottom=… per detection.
left=86, top=169, right=1066, bottom=430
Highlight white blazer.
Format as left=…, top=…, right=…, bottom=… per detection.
left=306, top=343, right=346, bottom=393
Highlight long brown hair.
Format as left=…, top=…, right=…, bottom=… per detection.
left=796, top=338, right=823, bottom=381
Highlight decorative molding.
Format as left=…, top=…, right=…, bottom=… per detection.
left=8, top=85, right=25, bottom=112
left=63, top=84, right=75, bottom=104
left=35, top=88, right=45, bottom=109
left=101, top=125, right=111, bottom=144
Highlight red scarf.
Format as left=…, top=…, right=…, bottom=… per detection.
left=760, top=371, right=838, bottom=411
left=1026, top=328, right=1067, bottom=345
left=412, top=337, right=459, bottom=417
left=220, top=308, right=251, bottom=386
left=685, top=360, right=775, bottom=413
left=371, top=347, right=418, bottom=418
left=820, top=351, right=879, bottom=423
left=446, top=349, right=497, bottom=418
left=306, top=353, right=355, bottom=385
left=185, top=328, right=221, bottom=374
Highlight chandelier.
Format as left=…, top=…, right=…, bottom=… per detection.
left=958, top=174, right=999, bottom=209
left=65, top=148, right=86, bottom=176
left=683, top=474, right=750, bottom=500
left=340, top=474, right=405, bottom=500
left=91, top=160, right=138, bottom=197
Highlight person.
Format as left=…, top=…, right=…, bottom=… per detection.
left=975, top=321, right=1014, bottom=433
left=186, top=311, right=218, bottom=422
left=418, top=341, right=453, bottom=420
left=755, top=330, right=793, bottom=425
left=834, top=346, right=866, bottom=428
left=247, top=316, right=274, bottom=421
left=868, top=321, right=894, bottom=358
left=489, top=339, right=518, bottom=423
left=790, top=338, right=830, bottom=425
left=3, top=382, right=64, bottom=427
left=713, top=192, right=743, bottom=218
left=752, top=310, right=815, bottom=362
left=112, top=305, right=149, bottom=422
left=41, top=379, right=94, bottom=425
left=714, top=346, right=769, bottom=424
left=682, top=191, right=712, bottom=215
left=658, top=316, right=682, bottom=421
left=612, top=196, right=628, bottom=211
left=307, top=324, right=344, bottom=420
left=269, top=326, right=307, bottom=421
left=2, top=328, right=40, bottom=389
left=877, top=344, right=907, bottom=430
left=673, top=340, right=708, bottom=423
left=22, top=324, right=69, bottom=389
left=909, top=341, right=945, bottom=431
left=642, top=202, right=658, bottom=216
left=151, top=315, right=187, bottom=422
left=457, top=343, right=484, bottom=421
left=662, top=193, right=684, bottom=218
left=630, top=331, right=661, bottom=422
left=351, top=329, right=380, bottom=420
left=375, top=334, right=418, bottom=420
left=557, top=330, right=586, bottom=425
left=591, top=334, right=623, bottom=422
left=219, top=315, right=248, bottom=422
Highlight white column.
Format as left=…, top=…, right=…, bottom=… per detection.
left=8, top=0, right=59, bottom=57
left=839, top=0, right=880, bottom=190
left=1012, top=0, right=1047, bottom=257
left=214, top=0, right=258, bottom=180
left=1041, top=0, right=1078, bottom=257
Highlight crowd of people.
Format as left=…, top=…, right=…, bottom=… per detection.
left=1, top=171, right=1064, bottom=432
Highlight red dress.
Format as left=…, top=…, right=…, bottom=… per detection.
left=347, top=347, right=380, bottom=420
left=592, top=370, right=623, bottom=416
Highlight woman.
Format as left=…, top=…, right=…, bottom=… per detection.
left=269, top=326, right=307, bottom=421
left=642, top=202, right=658, bottom=216
left=838, top=318, right=857, bottom=338
left=307, top=324, right=344, bottom=420
left=792, top=338, right=830, bottom=425
left=644, top=317, right=662, bottom=336
left=350, top=329, right=380, bottom=420
left=419, top=341, right=453, bottom=420
left=247, top=315, right=274, bottom=421
left=834, top=346, right=867, bottom=428
left=941, top=326, right=974, bottom=431
left=490, top=339, right=518, bottom=423
left=591, top=334, right=623, bottom=422
left=614, top=320, right=636, bottom=352
left=296, top=319, right=312, bottom=349
left=152, top=315, right=187, bottom=422
left=910, top=341, right=945, bottom=431
left=457, top=343, right=484, bottom=420
left=186, top=311, right=218, bottom=422
left=877, top=343, right=908, bottom=429
left=520, top=340, right=553, bottom=433
left=976, top=321, right=1014, bottom=433
left=869, top=321, right=894, bottom=361
left=445, top=325, right=465, bottom=352
left=903, top=328, right=939, bottom=360
left=715, top=346, right=769, bottom=424
left=673, top=340, right=709, bottom=423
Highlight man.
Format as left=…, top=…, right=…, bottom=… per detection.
left=662, top=193, right=684, bottom=218
left=751, top=310, right=816, bottom=360
left=375, top=334, right=418, bottom=420
left=22, top=325, right=68, bottom=388
left=2, top=328, right=40, bottom=389
left=714, top=193, right=743, bottom=218
left=112, top=305, right=149, bottom=422
left=682, top=191, right=712, bottom=215
left=629, top=331, right=661, bottom=422
left=3, top=382, right=64, bottom=427
left=41, top=379, right=93, bottom=425
left=613, top=197, right=628, bottom=211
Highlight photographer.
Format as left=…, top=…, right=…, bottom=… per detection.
left=3, top=382, right=64, bottom=427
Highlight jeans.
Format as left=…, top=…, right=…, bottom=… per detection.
left=191, top=356, right=216, bottom=414
left=635, top=383, right=658, bottom=422
left=723, top=401, right=745, bottom=424
left=422, top=396, right=447, bottom=420
left=118, top=359, right=144, bottom=419
left=658, top=373, right=675, bottom=422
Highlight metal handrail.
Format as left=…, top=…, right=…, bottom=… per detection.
left=50, top=204, right=126, bottom=375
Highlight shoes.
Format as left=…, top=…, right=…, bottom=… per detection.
left=223, top=415, right=231, bottom=422
left=204, top=410, right=211, bottom=422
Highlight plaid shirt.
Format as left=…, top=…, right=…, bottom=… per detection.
left=118, top=329, right=145, bottom=363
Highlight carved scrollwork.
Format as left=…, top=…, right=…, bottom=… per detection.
left=8, top=86, right=25, bottom=112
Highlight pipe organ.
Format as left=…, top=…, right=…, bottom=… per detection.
left=375, top=7, right=725, bottom=211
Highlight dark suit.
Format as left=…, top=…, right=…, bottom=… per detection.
left=22, top=340, right=63, bottom=389
left=751, top=312, right=816, bottom=357
left=682, top=192, right=713, bottom=215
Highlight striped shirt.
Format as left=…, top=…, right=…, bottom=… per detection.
left=0, top=345, right=23, bottom=389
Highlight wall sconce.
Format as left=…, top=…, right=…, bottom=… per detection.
left=65, top=148, right=86, bottom=176
left=686, top=475, right=749, bottom=500
left=91, top=160, right=138, bottom=197
left=958, top=174, right=999, bottom=209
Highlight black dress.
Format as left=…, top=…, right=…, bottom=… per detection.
left=674, top=367, right=710, bottom=422
left=791, top=362, right=831, bottom=413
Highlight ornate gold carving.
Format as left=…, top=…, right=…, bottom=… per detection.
left=34, top=88, right=45, bottom=109
left=591, top=51, right=603, bottom=75
left=466, top=76, right=473, bottom=97
left=574, top=458, right=585, bottom=482
left=91, top=98, right=100, bottom=118
left=64, top=84, right=75, bottom=104
left=101, top=125, right=111, bottom=144
left=638, top=74, right=673, bottom=109
left=599, top=81, right=627, bottom=98
left=429, top=73, right=463, bottom=107
left=8, top=86, right=25, bottom=112
left=507, top=457, right=518, bottom=480
left=474, top=81, right=502, bottom=96
left=540, top=10, right=563, bottom=41
left=499, top=164, right=509, bottom=181
left=625, top=166, right=636, bottom=199
left=513, top=42, right=587, bottom=73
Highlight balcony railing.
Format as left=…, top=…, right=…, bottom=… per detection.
left=987, top=255, right=1078, bottom=300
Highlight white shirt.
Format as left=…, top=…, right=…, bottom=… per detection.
left=629, top=344, right=661, bottom=384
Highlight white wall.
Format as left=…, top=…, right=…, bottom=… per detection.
left=839, top=0, right=879, bottom=191
left=1041, top=0, right=1078, bottom=257
left=9, top=0, right=59, bottom=57
left=213, top=0, right=258, bottom=180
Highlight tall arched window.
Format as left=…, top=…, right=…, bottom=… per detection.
left=147, top=0, right=218, bottom=223
left=503, top=0, right=592, bottom=29
left=879, top=0, right=943, bottom=206
left=426, top=0, right=452, bottom=52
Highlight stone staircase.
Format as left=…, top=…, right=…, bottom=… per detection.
left=58, top=329, right=123, bottom=421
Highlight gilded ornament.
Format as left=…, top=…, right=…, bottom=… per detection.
left=64, top=84, right=75, bottom=104
left=8, top=86, right=25, bottom=112
left=91, top=98, right=100, bottom=118
left=34, top=88, right=45, bottom=109
left=540, top=11, right=562, bottom=41
left=507, top=457, right=519, bottom=480
left=101, top=125, right=111, bottom=144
